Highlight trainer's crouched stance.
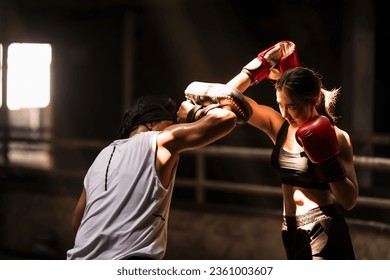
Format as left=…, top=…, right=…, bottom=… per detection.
left=66, top=95, right=238, bottom=260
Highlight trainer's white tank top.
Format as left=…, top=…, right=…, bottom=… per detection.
left=66, top=131, right=177, bottom=259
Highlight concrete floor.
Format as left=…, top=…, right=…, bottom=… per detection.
left=166, top=206, right=284, bottom=260
left=0, top=201, right=389, bottom=260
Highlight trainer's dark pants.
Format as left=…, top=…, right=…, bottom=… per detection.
left=281, top=204, right=355, bottom=260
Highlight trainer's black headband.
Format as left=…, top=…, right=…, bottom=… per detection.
left=132, top=106, right=176, bottom=127
left=117, top=96, right=177, bottom=139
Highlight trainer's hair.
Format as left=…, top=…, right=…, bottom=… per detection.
left=275, top=67, right=340, bottom=125
left=117, top=95, right=177, bottom=139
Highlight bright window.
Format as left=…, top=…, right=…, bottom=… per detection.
left=2, top=43, right=53, bottom=170
left=7, top=43, right=52, bottom=110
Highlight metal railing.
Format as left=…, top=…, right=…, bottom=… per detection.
left=175, top=145, right=390, bottom=209
left=1, top=133, right=390, bottom=209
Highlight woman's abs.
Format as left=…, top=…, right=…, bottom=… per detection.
left=282, top=185, right=333, bottom=216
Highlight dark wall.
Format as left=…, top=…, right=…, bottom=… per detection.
left=0, top=0, right=352, bottom=144
left=375, top=1, right=390, bottom=134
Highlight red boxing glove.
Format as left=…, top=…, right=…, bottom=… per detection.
left=295, top=115, right=346, bottom=182
left=242, top=40, right=300, bottom=85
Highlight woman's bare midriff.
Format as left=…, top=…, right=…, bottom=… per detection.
left=282, top=184, right=333, bottom=216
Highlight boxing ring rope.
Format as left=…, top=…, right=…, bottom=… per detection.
left=174, top=146, right=390, bottom=209
left=1, top=135, right=390, bottom=208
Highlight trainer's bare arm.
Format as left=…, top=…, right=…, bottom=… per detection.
left=71, top=187, right=87, bottom=235
left=156, top=102, right=236, bottom=188
left=159, top=102, right=237, bottom=157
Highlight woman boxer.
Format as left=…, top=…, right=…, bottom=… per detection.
left=227, top=42, right=359, bottom=259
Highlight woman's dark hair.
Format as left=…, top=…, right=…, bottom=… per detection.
left=117, top=95, right=177, bottom=139
left=275, top=67, right=340, bottom=125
